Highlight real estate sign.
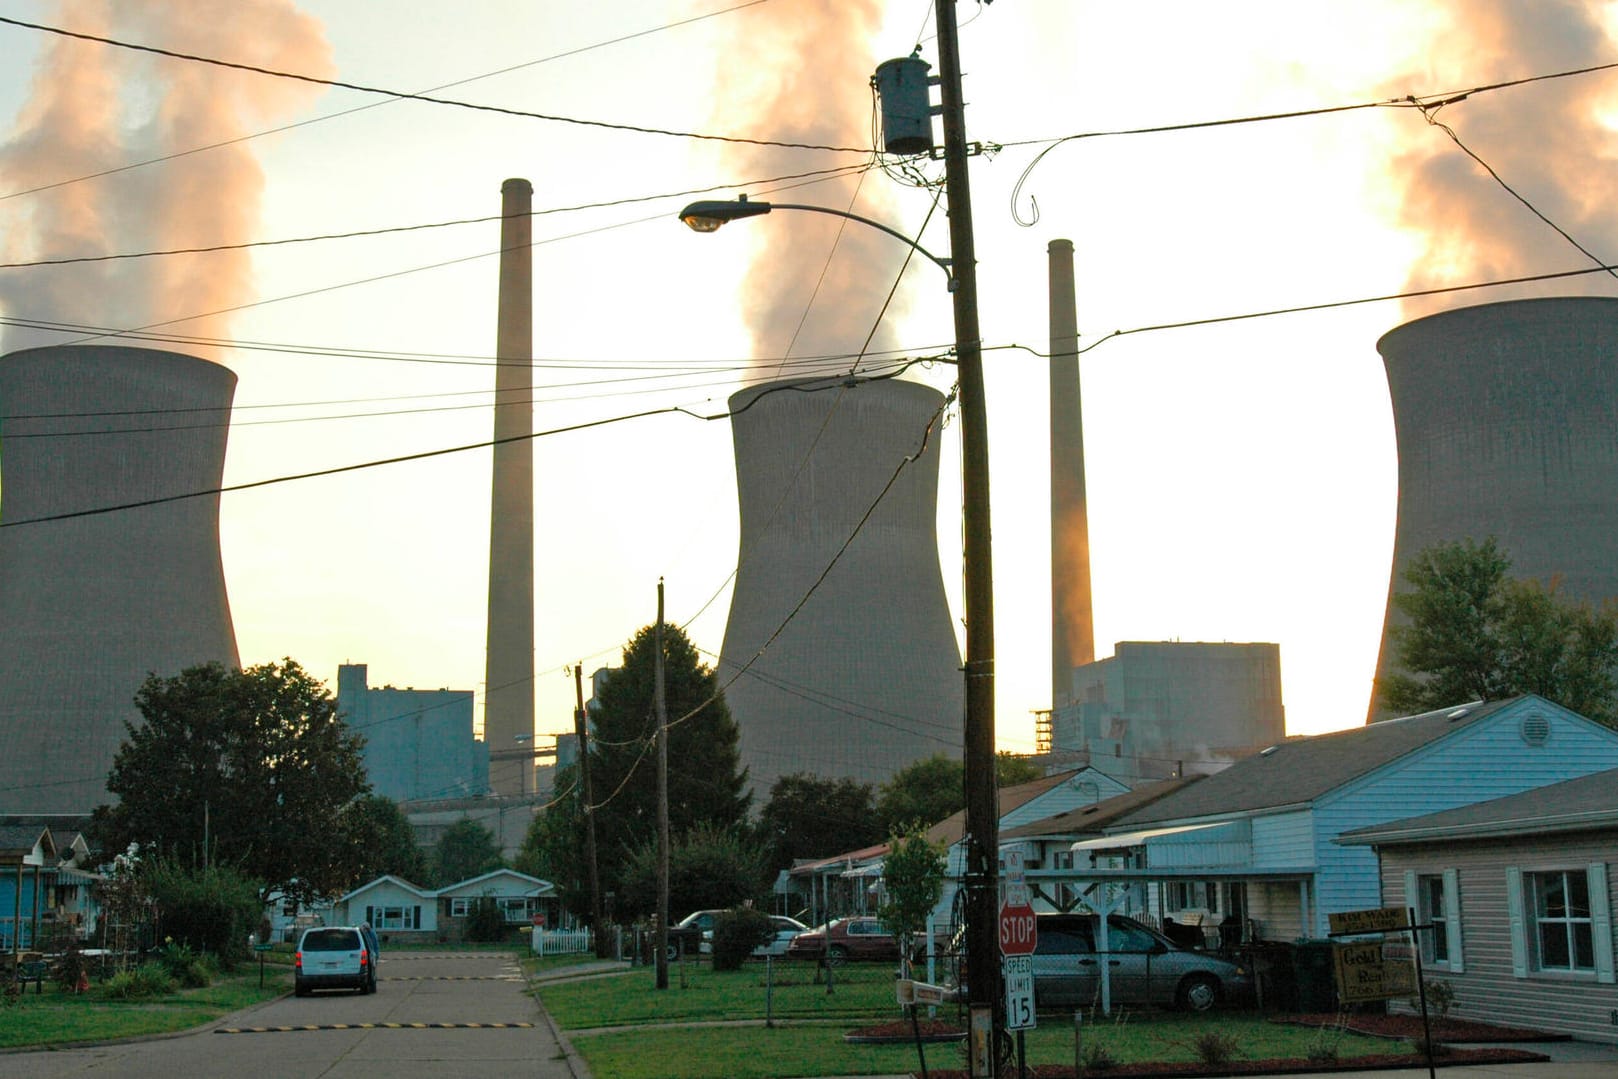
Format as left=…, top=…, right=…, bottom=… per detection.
left=1333, top=940, right=1417, bottom=1002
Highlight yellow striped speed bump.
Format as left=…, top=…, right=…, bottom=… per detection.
left=215, top=1022, right=534, bottom=1034
left=384, top=975, right=522, bottom=981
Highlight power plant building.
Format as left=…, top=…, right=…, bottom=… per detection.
left=336, top=664, right=488, bottom=803
left=1369, top=297, right=1618, bottom=720
left=0, top=346, right=240, bottom=814
left=718, top=376, right=963, bottom=795
left=1051, top=641, right=1285, bottom=781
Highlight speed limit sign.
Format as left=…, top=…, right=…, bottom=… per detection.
left=1003, top=954, right=1035, bottom=1030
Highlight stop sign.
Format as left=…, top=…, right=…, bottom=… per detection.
left=998, top=902, right=1037, bottom=956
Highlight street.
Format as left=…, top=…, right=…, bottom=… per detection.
left=0, top=950, right=584, bottom=1079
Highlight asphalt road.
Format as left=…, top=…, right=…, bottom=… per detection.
left=0, top=950, right=585, bottom=1079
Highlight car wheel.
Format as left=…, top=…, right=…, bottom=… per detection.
left=294, top=982, right=309, bottom=998
left=827, top=945, right=848, bottom=965
left=1176, top=973, right=1219, bottom=1012
left=665, top=942, right=680, bottom=962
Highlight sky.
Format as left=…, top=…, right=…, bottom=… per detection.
left=3, top=0, right=1618, bottom=780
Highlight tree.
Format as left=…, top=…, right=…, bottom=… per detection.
left=878, top=825, right=947, bottom=972
left=430, top=818, right=504, bottom=886
left=344, top=795, right=428, bottom=884
left=617, top=824, right=765, bottom=919
left=91, top=660, right=370, bottom=905
left=1380, top=537, right=1618, bottom=725
left=876, top=752, right=1044, bottom=833
left=514, top=765, right=586, bottom=905
left=587, top=622, right=750, bottom=902
left=758, top=773, right=883, bottom=873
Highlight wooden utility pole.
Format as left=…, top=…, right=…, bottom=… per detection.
left=933, top=0, right=1000, bottom=1073
left=573, top=663, right=604, bottom=957
left=654, top=579, right=671, bottom=990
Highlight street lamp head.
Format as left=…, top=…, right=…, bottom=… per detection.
left=678, top=197, right=772, bottom=233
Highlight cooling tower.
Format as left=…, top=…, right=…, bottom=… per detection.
left=718, top=376, right=963, bottom=796
left=0, top=345, right=239, bottom=813
left=1368, top=296, right=1618, bottom=721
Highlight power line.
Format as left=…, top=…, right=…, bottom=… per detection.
left=0, top=13, right=876, bottom=155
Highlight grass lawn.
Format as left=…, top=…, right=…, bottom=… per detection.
left=0, top=966, right=290, bottom=1050
left=535, top=963, right=1406, bottom=1079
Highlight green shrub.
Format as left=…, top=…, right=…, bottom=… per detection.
left=1306, top=1013, right=1349, bottom=1063
left=145, top=861, right=264, bottom=970
left=711, top=907, right=774, bottom=970
left=101, top=962, right=175, bottom=1000
left=1420, top=977, right=1455, bottom=1019
left=463, top=897, right=509, bottom=942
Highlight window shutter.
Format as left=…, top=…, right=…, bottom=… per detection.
left=1443, top=868, right=1463, bottom=974
left=1403, top=870, right=1417, bottom=912
left=1506, top=866, right=1528, bottom=979
left=1589, top=863, right=1614, bottom=985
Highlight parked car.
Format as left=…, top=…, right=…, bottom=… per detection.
left=1029, top=914, right=1251, bottom=1012
left=294, top=925, right=374, bottom=996
left=752, top=915, right=807, bottom=958
left=785, top=916, right=900, bottom=963
left=667, top=909, right=723, bottom=959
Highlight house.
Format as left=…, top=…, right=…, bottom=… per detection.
left=331, top=869, right=559, bottom=941
left=0, top=823, right=100, bottom=950
left=1053, top=696, right=1618, bottom=942
left=1339, top=767, right=1618, bottom=1044
left=333, top=876, right=437, bottom=939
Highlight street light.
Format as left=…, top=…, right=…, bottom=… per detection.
left=678, top=196, right=955, bottom=287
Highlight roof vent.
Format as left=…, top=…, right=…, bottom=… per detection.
left=1259, top=745, right=1279, bottom=757
left=1447, top=707, right=1470, bottom=721
left=1520, top=712, right=1551, bottom=747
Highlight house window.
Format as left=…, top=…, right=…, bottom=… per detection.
left=1165, top=881, right=1217, bottom=914
left=1529, top=870, right=1595, bottom=973
left=1418, top=875, right=1449, bottom=965
left=450, top=898, right=471, bottom=918
left=372, top=905, right=421, bottom=931
left=496, top=897, right=533, bottom=923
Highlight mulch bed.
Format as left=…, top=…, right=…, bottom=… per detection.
left=852, top=1015, right=1554, bottom=1077
left=1270, top=1011, right=1566, bottom=1043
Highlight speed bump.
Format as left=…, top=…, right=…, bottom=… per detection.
left=215, top=1022, right=534, bottom=1034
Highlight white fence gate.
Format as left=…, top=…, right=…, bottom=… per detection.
left=530, top=928, right=593, bottom=956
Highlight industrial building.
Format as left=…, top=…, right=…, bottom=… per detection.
left=1369, top=297, right=1618, bottom=721
left=0, top=346, right=239, bottom=814
left=336, top=664, right=488, bottom=803
left=717, top=375, right=963, bottom=795
left=1050, top=641, right=1285, bottom=781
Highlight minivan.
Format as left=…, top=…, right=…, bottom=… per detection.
left=295, top=926, right=374, bottom=996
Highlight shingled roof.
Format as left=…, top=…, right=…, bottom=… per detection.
left=1113, top=697, right=1522, bottom=826
left=999, top=777, right=1203, bottom=841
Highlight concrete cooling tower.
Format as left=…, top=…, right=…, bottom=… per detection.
left=1368, top=296, right=1618, bottom=721
left=718, top=376, right=963, bottom=796
left=0, top=345, right=240, bottom=813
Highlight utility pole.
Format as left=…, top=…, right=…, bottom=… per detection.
left=573, top=663, right=604, bottom=957
left=933, top=0, right=1000, bottom=1073
left=653, top=579, right=671, bottom=990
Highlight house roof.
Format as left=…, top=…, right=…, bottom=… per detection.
left=924, top=769, right=1087, bottom=848
left=437, top=868, right=553, bottom=897
left=787, top=842, right=891, bottom=878
left=0, top=825, right=55, bottom=864
left=1113, top=697, right=1523, bottom=826
left=338, top=874, right=436, bottom=902
left=1338, top=766, right=1618, bottom=846
left=999, top=777, right=1204, bottom=840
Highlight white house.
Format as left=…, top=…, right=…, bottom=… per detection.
left=436, top=868, right=558, bottom=931
left=331, top=869, right=560, bottom=941
left=334, top=875, right=438, bottom=937
left=1057, top=696, right=1618, bottom=942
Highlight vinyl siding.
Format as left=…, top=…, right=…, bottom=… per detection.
left=1377, top=830, right=1618, bottom=1044
left=1251, top=811, right=1314, bottom=870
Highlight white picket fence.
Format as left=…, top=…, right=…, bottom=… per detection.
left=530, top=927, right=593, bottom=956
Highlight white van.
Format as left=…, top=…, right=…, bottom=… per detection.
left=295, top=926, right=374, bottom=996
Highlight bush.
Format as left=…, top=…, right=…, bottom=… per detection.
left=463, top=897, right=509, bottom=942
left=101, top=962, right=175, bottom=1000
left=711, top=907, right=774, bottom=970
left=1420, top=977, right=1455, bottom=1019
left=52, top=937, right=95, bottom=992
left=1190, top=1030, right=1241, bottom=1067
left=145, top=861, right=264, bottom=970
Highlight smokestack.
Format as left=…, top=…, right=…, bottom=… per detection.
left=0, top=346, right=239, bottom=813
left=1368, top=296, right=1618, bottom=721
left=718, top=376, right=962, bottom=795
left=484, top=178, right=536, bottom=795
left=1049, top=238, right=1093, bottom=708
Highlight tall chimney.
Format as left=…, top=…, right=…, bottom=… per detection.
left=484, top=178, right=536, bottom=795
left=1049, top=238, right=1093, bottom=708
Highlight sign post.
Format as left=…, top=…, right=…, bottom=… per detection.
left=1329, top=906, right=1435, bottom=1079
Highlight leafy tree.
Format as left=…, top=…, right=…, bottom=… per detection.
left=618, top=824, right=765, bottom=919
left=878, top=826, right=947, bottom=972
left=430, top=818, right=504, bottom=886
left=513, top=765, right=586, bottom=904
left=994, top=752, right=1043, bottom=787
left=91, top=660, right=370, bottom=905
left=588, top=623, right=750, bottom=901
left=758, top=773, right=882, bottom=873
left=344, top=795, right=428, bottom=884
left=1380, top=537, right=1618, bottom=725
left=876, top=752, right=1044, bottom=833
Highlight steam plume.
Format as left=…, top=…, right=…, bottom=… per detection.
left=708, top=0, right=908, bottom=368
left=1393, top=0, right=1618, bottom=319
left=0, top=0, right=332, bottom=355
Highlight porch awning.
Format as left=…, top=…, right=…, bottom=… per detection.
left=1070, top=821, right=1233, bottom=852
left=840, top=862, right=884, bottom=878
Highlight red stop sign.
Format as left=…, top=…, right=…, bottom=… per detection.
left=998, top=903, right=1037, bottom=956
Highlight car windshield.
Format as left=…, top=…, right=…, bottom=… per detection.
left=303, top=929, right=361, bottom=951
